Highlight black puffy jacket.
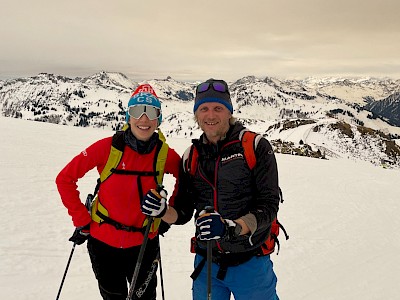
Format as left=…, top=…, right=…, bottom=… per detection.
left=172, top=122, right=280, bottom=254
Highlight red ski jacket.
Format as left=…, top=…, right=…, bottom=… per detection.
left=56, top=135, right=181, bottom=248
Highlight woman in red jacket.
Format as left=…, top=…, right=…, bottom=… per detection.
left=56, top=84, right=181, bottom=300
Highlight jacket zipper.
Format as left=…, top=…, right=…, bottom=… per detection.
left=208, top=140, right=238, bottom=252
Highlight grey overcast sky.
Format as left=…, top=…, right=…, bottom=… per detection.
left=1, top=0, right=399, bottom=81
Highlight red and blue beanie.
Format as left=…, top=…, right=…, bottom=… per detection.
left=126, top=84, right=162, bottom=125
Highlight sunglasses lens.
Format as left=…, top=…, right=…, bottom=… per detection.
left=196, top=81, right=227, bottom=95
left=128, top=105, right=160, bottom=120
left=212, top=82, right=226, bottom=92
left=197, top=82, right=210, bottom=93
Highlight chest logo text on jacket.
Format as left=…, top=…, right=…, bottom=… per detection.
left=221, top=152, right=244, bottom=164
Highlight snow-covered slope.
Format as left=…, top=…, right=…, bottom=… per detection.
left=1, top=116, right=400, bottom=300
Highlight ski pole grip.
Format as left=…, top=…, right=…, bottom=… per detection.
left=156, top=184, right=164, bottom=193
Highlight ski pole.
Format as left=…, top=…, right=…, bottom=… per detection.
left=126, top=216, right=154, bottom=300
left=126, top=185, right=165, bottom=300
left=56, top=242, right=76, bottom=300
left=56, top=194, right=93, bottom=300
left=158, top=245, right=166, bottom=300
left=203, top=206, right=214, bottom=300
left=206, top=240, right=212, bottom=300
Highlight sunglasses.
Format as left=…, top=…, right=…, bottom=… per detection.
left=127, top=105, right=161, bottom=120
left=196, top=81, right=228, bottom=94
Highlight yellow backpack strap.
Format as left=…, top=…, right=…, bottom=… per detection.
left=91, top=128, right=127, bottom=223
left=155, top=129, right=169, bottom=185
left=120, top=123, right=129, bottom=131
left=91, top=196, right=110, bottom=223
left=91, top=126, right=169, bottom=233
left=100, top=145, right=124, bottom=182
left=147, top=129, right=169, bottom=232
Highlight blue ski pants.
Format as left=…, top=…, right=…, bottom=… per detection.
left=192, top=254, right=279, bottom=300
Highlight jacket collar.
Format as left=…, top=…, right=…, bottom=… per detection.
left=124, top=128, right=159, bottom=154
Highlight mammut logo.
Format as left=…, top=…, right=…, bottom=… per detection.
left=137, top=85, right=155, bottom=94
left=221, top=153, right=243, bottom=163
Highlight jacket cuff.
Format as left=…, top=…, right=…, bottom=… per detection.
left=241, top=213, right=257, bottom=235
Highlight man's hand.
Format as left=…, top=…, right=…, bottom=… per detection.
left=195, top=209, right=241, bottom=241
left=141, top=188, right=168, bottom=217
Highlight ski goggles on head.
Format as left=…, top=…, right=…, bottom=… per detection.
left=196, top=81, right=228, bottom=95
left=127, top=105, right=161, bottom=120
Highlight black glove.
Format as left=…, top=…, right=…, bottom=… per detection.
left=141, top=188, right=168, bottom=217
left=69, top=223, right=90, bottom=245
left=195, top=209, right=241, bottom=241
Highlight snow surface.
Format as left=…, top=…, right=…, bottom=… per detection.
left=1, top=116, right=400, bottom=300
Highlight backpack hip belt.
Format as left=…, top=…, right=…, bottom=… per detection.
left=94, top=208, right=147, bottom=233
left=191, top=242, right=258, bottom=281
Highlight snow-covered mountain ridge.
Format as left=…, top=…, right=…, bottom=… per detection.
left=1, top=71, right=400, bottom=168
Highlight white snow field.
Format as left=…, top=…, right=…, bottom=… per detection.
left=1, top=116, right=399, bottom=299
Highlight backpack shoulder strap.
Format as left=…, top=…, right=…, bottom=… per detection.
left=240, top=130, right=290, bottom=256
left=182, top=144, right=198, bottom=176
left=183, top=131, right=260, bottom=174
left=239, top=129, right=262, bottom=170
left=92, top=127, right=169, bottom=233
left=100, top=127, right=169, bottom=185
left=155, top=129, right=169, bottom=185
left=100, top=130, right=125, bottom=183
left=90, top=129, right=126, bottom=222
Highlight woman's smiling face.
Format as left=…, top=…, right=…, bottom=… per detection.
left=128, top=114, right=158, bottom=141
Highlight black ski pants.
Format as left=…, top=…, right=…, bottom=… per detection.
left=87, top=236, right=159, bottom=300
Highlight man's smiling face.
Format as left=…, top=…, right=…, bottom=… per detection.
left=196, top=102, right=231, bottom=144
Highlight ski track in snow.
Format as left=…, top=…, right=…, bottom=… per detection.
left=1, top=116, right=400, bottom=299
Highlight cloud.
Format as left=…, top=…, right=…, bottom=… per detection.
left=1, top=0, right=399, bottom=81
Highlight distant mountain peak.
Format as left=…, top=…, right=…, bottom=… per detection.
left=82, top=71, right=134, bottom=90
left=1, top=72, right=400, bottom=168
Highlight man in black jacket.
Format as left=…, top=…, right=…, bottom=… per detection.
left=148, top=79, right=281, bottom=300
